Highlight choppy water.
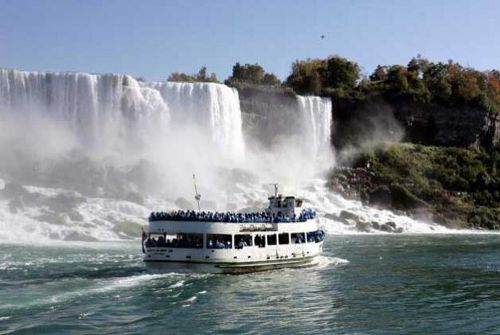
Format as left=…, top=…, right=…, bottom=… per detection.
left=1, top=235, right=499, bottom=334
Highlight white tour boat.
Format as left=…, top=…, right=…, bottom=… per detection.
left=142, top=185, right=325, bottom=274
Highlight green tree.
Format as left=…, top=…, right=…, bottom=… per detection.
left=386, top=65, right=409, bottom=93
left=168, top=72, right=195, bottom=82
left=325, top=55, right=360, bottom=89
left=168, top=66, right=219, bottom=83
left=286, top=59, right=326, bottom=95
left=196, top=66, right=208, bottom=81
left=225, top=63, right=281, bottom=87
left=370, top=65, right=388, bottom=82
left=262, top=73, right=281, bottom=86
left=423, top=62, right=452, bottom=102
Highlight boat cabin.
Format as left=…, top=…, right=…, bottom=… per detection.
left=267, top=195, right=303, bottom=217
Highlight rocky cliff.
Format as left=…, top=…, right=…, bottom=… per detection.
left=237, top=86, right=298, bottom=146
left=237, top=86, right=333, bottom=156
left=332, top=94, right=500, bottom=158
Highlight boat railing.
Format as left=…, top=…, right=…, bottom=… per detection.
left=148, top=209, right=316, bottom=223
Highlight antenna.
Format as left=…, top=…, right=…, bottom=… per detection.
left=269, top=183, right=278, bottom=197
left=193, top=174, right=201, bottom=212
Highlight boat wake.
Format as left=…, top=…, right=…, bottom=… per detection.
left=315, top=255, right=349, bottom=269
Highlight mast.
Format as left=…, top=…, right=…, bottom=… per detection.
left=272, top=183, right=278, bottom=197
left=192, top=174, right=201, bottom=212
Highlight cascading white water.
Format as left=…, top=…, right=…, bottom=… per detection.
left=296, top=95, right=333, bottom=164
left=152, top=81, right=244, bottom=160
left=0, top=68, right=459, bottom=244
left=0, top=69, right=244, bottom=159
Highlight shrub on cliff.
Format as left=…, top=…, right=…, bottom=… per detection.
left=286, top=56, right=360, bottom=96
left=468, top=207, right=500, bottom=230
left=225, top=63, right=281, bottom=88
left=350, top=143, right=500, bottom=229
left=371, top=57, right=500, bottom=113
left=283, top=55, right=499, bottom=114
left=168, top=66, right=219, bottom=83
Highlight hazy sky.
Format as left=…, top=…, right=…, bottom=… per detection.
left=1, top=0, right=499, bottom=81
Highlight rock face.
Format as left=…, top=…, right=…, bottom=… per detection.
left=240, top=88, right=500, bottom=156
left=238, top=86, right=299, bottom=147
left=332, top=94, right=500, bottom=154
left=238, top=86, right=333, bottom=155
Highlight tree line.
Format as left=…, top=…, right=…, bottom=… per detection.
left=166, top=55, right=500, bottom=114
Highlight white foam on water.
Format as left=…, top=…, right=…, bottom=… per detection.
left=44, top=273, right=183, bottom=307
left=315, top=256, right=350, bottom=270
left=94, top=273, right=176, bottom=293
left=184, top=296, right=197, bottom=303
left=1, top=272, right=184, bottom=311
left=168, top=280, right=185, bottom=289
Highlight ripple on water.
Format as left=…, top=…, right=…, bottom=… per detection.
left=1, top=236, right=500, bottom=335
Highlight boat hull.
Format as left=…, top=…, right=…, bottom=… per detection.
left=144, top=255, right=320, bottom=274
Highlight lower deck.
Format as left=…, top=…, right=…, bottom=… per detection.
left=143, top=236, right=324, bottom=274
left=143, top=219, right=325, bottom=273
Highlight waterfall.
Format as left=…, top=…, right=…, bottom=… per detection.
left=152, top=81, right=244, bottom=160
left=296, top=95, right=333, bottom=163
left=0, top=67, right=448, bottom=243
left=0, top=68, right=343, bottom=243
left=0, top=69, right=244, bottom=158
left=0, top=69, right=168, bottom=152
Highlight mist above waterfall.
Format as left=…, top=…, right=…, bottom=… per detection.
left=0, top=68, right=335, bottom=239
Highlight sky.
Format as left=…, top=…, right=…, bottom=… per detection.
left=0, top=0, right=499, bottom=81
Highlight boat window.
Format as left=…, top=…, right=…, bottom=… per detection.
left=267, top=234, right=277, bottom=246
left=206, top=234, right=232, bottom=249
left=291, top=232, right=305, bottom=244
left=146, top=233, right=203, bottom=248
left=306, top=231, right=316, bottom=243
left=278, top=233, right=290, bottom=245
left=235, top=234, right=253, bottom=249
left=307, top=230, right=325, bottom=243
left=254, top=234, right=266, bottom=248
left=176, top=233, right=204, bottom=248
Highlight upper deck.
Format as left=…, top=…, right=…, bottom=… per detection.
left=148, top=208, right=316, bottom=224
left=149, top=192, right=314, bottom=223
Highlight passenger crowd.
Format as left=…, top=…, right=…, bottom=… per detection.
left=308, top=230, right=326, bottom=243
left=149, top=209, right=317, bottom=223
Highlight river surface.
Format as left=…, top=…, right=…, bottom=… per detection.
left=1, top=235, right=499, bottom=334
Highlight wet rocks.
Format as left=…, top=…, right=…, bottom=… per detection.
left=355, top=220, right=371, bottom=232
left=377, top=221, right=403, bottom=233
left=329, top=210, right=402, bottom=233
left=339, top=210, right=360, bottom=221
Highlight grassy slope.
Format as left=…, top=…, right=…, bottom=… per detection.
left=349, top=143, right=500, bottom=230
